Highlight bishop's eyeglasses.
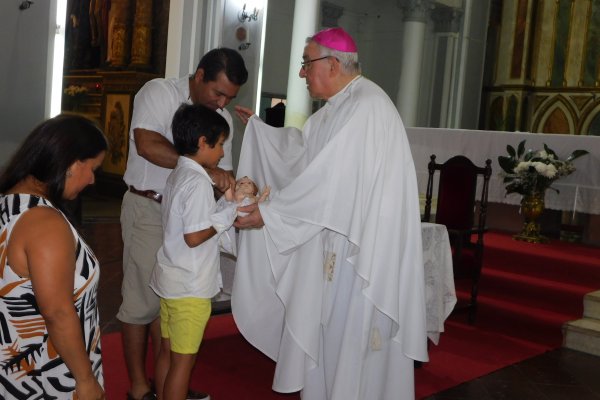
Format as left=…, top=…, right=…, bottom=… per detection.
left=300, top=56, right=333, bottom=71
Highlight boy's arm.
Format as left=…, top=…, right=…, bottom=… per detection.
left=184, top=227, right=217, bottom=248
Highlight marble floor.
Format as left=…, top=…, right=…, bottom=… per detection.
left=80, top=196, right=600, bottom=400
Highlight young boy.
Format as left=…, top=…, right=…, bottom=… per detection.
left=149, top=103, right=235, bottom=400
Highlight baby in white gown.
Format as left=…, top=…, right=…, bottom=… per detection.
left=211, top=176, right=270, bottom=255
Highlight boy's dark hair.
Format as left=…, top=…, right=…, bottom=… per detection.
left=196, top=48, right=248, bottom=86
left=0, top=114, right=107, bottom=215
left=172, top=104, right=230, bottom=156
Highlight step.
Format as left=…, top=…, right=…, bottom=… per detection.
left=454, top=290, right=575, bottom=347
left=474, top=269, right=590, bottom=316
left=483, top=250, right=600, bottom=286
left=584, top=290, right=600, bottom=319
left=562, top=318, right=600, bottom=357
left=484, top=232, right=600, bottom=284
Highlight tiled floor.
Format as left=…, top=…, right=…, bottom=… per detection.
left=80, top=197, right=600, bottom=400
left=424, top=348, right=600, bottom=399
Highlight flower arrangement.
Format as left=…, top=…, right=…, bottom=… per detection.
left=63, top=85, right=88, bottom=97
left=498, top=140, right=588, bottom=196
left=63, top=85, right=88, bottom=111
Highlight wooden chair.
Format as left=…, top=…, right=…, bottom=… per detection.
left=423, top=154, right=492, bottom=323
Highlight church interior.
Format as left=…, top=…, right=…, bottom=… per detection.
left=2, top=0, right=600, bottom=398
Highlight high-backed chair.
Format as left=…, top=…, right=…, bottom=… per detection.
left=423, top=155, right=492, bottom=323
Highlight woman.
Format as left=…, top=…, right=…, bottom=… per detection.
left=0, top=114, right=107, bottom=399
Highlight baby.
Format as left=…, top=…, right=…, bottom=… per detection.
left=212, top=176, right=270, bottom=256
left=225, top=176, right=270, bottom=204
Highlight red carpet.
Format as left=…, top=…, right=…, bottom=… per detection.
left=102, top=314, right=548, bottom=400
left=415, top=319, right=550, bottom=397
left=102, top=314, right=299, bottom=400
left=102, top=231, right=600, bottom=399
left=459, top=231, right=600, bottom=348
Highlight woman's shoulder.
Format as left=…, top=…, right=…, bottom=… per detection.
left=3, top=194, right=69, bottom=234
left=15, top=203, right=69, bottom=233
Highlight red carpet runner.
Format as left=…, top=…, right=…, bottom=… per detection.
left=102, top=231, right=600, bottom=399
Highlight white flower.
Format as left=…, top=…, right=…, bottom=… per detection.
left=514, top=161, right=531, bottom=173
left=532, top=162, right=557, bottom=178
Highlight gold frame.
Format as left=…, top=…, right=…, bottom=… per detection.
left=102, top=93, right=131, bottom=176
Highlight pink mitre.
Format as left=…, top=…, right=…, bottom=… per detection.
left=312, top=27, right=357, bottom=52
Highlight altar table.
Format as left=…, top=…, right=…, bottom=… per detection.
left=407, top=127, right=600, bottom=215
left=421, top=222, right=455, bottom=345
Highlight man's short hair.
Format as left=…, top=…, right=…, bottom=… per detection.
left=171, top=103, right=230, bottom=156
left=196, top=48, right=249, bottom=86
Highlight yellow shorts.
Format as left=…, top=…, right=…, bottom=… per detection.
left=160, top=297, right=211, bottom=354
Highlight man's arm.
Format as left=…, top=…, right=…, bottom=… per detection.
left=207, top=167, right=236, bottom=195
left=135, top=126, right=234, bottom=193
left=133, top=128, right=179, bottom=169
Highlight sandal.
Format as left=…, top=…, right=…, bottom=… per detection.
left=126, top=391, right=156, bottom=400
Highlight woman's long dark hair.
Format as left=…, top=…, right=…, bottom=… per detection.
left=0, top=114, right=108, bottom=214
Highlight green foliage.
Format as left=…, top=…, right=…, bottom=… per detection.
left=497, top=140, right=588, bottom=196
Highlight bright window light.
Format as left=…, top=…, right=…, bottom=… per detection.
left=254, top=0, right=268, bottom=115
left=50, top=0, right=67, bottom=117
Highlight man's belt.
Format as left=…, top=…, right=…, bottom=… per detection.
left=129, top=186, right=163, bottom=204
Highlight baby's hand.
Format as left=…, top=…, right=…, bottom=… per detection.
left=224, top=187, right=235, bottom=202
left=258, top=186, right=271, bottom=203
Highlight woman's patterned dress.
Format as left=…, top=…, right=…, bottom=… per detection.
left=0, top=194, right=103, bottom=398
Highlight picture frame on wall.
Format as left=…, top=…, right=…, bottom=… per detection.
left=102, top=93, right=131, bottom=176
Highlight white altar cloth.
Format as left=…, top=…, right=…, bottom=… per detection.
left=407, top=127, right=600, bottom=215
left=421, top=222, right=455, bottom=344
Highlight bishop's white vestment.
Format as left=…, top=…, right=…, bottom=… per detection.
left=232, top=76, right=428, bottom=400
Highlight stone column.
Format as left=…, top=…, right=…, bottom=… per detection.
left=396, top=0, right=433, bottom=126
left=284, top=0, right=320, bottom=128
left=130, top=0, right=153, bottom=68
left=430, top=4, right=463, bottom=127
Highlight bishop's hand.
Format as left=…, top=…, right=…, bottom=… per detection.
left=234, top=202, right=264, bottom=229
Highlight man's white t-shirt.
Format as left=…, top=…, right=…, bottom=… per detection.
left=123, top=75, right=234, bottom=193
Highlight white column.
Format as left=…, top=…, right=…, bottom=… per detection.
left=452, top=0, right=472, bottom=128
left=396, top=0, right=433, bottom=127
left=430, top=3, right=463, bottom=128
left=284, top=0, right=319, bottom=129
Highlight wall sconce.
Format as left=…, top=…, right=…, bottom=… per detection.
left=19, top=0, right=34, bottom=10
left=238, top=3, right=258, bottom=23
left=236, top=25, right=251, bottom=51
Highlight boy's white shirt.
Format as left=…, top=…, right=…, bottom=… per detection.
left=150, top=156, right=225, bottom=299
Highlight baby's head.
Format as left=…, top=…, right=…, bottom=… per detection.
left=235, top=176, right=258, bottom=197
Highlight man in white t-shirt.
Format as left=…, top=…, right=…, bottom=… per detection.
left=118, top=48, right=248, bottom=400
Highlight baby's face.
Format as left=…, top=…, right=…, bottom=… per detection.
left=236, top=177, right=256, bottom=195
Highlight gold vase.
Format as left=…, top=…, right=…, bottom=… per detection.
left=514, top=191, right=548, bottom=243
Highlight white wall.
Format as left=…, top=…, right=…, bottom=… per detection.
left=344, top=3, right=405, bottom=102
left=221, top=0, right=268, bottom=171
left=0, top=1, right=54, bottom=167
left=260, top=0, right=294, bottom=96
left=0, top=0, right=490, bottom=170
left=258, top=0, right=407, bottom=102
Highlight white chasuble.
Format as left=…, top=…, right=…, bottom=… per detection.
left=232, top=77, right=428, bottom=400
